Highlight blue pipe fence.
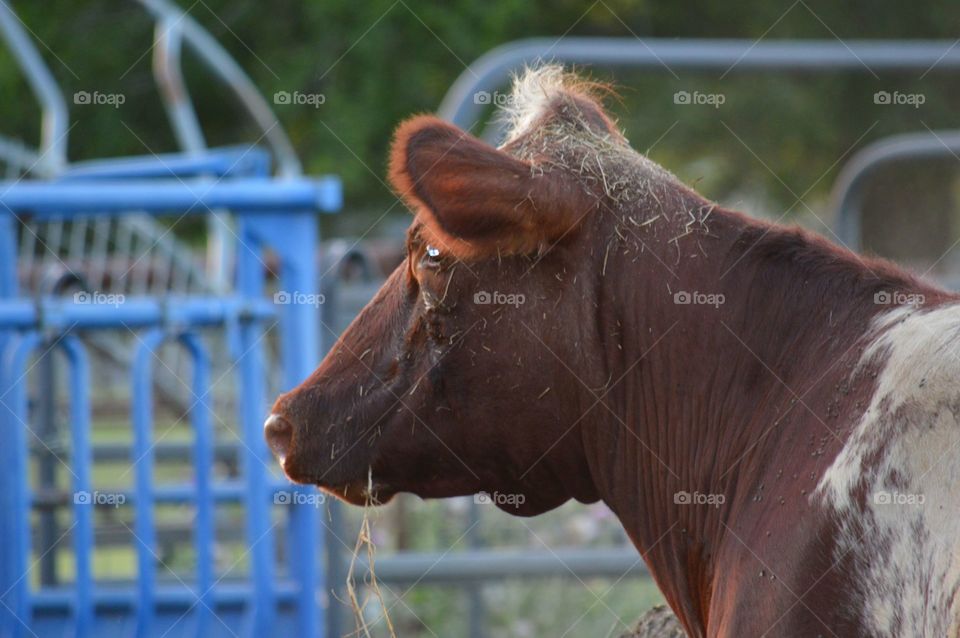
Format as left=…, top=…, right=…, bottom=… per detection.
left=0, top=160, right=341, bottom=637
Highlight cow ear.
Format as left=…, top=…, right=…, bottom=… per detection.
left=388, top=116, right=598, bottom=258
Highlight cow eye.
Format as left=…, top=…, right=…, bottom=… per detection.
left=421, top=245, right=442, bottom=268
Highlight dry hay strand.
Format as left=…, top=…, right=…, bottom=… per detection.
left=615, top=604, right=686, bottom=637
left=344, top=470, right=398, bottom=638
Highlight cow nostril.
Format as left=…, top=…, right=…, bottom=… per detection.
left=264, top=413, right=294, bottom=461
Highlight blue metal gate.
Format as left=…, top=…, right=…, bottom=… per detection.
left=0, top=168, right=340, bottom=637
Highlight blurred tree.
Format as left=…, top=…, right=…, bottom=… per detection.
left=2, top=0, right=960, bottom=245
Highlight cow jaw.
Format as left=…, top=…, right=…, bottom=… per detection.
left=321, top=478, right=397, bottom=507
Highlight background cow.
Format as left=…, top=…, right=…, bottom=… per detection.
left=266, top=66, right=960, bottom=637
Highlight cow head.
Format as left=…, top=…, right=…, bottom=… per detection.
left=266, top=69, right=626, bottom=515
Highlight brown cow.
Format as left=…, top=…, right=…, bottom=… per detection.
left=265, top=66, right=960, bottom=637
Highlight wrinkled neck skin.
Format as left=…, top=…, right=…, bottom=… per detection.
left=574, top=192, right=940, bottom=636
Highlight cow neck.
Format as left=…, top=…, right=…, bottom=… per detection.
left=580, top=198, right=942, bottom=634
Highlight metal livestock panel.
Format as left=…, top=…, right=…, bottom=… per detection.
left=0, top=176, right=340, bottom=637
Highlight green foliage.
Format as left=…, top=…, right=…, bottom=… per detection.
left=3, top=0, right=960, bottom=223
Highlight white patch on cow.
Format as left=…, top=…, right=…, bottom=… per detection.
left=817, top=303, right=960, bottom=636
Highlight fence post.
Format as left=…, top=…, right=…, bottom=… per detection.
left=0, top=211, right=15, bottom=637
left=241, top=211, right=323, bottom=636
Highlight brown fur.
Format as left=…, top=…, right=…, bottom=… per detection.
left=267, top=71, right=954, bottom=637
left=389, top=115, right=600, bottom=259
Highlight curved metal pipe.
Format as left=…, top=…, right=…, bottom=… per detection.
left=153, top=17, right=206, bottom=154
left=136, top=0, right=302, bottom=176
left=438, top=37, right=960, bottom=134
left=829, top=130, right=960, bottom=251
left=0, top=0, right=68, bottom=174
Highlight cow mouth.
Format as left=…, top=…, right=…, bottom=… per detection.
left=320, top=481, right=397, bottom=507
left=280, top=462, right=397, bottom=506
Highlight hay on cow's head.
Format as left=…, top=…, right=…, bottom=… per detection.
left=496, top=65, right=713, bottom=262
left=499, top=64, right=616, bottom=146
left=496, top=65, right=680, bottom=217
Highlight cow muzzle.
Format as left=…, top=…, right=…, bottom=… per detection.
left=264, top=413, right=294, bottom=463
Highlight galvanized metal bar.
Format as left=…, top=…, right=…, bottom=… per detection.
left=153, top=18, right=207, bottom=155
left=439, top=38, right=960, bottom=135
left=136, top=0, right=303, bottom=177
left=0, top=0, right=68, bottom=174
left=466, top=502, right=484, bottom=638
left=830, top=130, right=960, bottom=250
left=35, top=335, right=58, bottom=588
left=341, top=547, right=647, bottom=584
left=150, top=16, right=236, bottom=293
left=87, top=440, right=239, bottom=463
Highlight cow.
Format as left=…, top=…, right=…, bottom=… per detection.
left=264, top=65, right=960, bottom=637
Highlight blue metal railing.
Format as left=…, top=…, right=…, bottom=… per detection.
left=0, top=171, right=340, bottom=637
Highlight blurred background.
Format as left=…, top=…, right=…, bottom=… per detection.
left=6, top=1, right=960, bottom=263
left=3, top=1, right=960, bottom=637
